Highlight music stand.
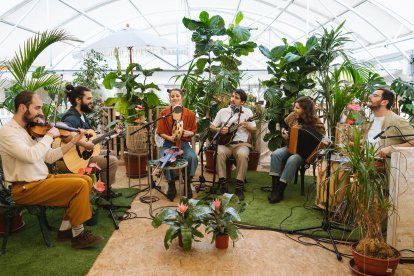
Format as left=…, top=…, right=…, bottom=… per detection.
left=288, top=149, right=350, bottom=261
left=127, top=116, right=171, bottom=200
left=100, top=136, right=131, bottom=230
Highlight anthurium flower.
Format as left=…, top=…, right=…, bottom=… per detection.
left=177, top=203, right=188, bottom=214
left=135, top=105, right=145, bottom=111
left=94, top=181, right=106, bottom=192
left=78, top=167, right=92, bottom=175
left=213, top=198, right=221, bottom=213
left=89, top=162, right=101, bottom=171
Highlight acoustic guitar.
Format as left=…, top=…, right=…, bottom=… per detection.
left=217, top=114, right=259, bottom=145
left=53, top=125, right=122, bottom=173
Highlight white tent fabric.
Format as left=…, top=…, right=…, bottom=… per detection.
left=0, top=0, right=413, bottom=79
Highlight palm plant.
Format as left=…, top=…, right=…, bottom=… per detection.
left=1, top=29, right=74, bottom=113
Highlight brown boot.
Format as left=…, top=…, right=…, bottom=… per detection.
left=71, top=231, right=104, bottom=249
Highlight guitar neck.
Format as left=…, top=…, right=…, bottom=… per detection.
left=91, top=129, right=117, bottom=145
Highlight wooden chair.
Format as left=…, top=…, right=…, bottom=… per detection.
left=0, top=173, right=53, bottom=255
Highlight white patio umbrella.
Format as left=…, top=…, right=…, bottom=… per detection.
left=74, top=26, right=186, bottom=68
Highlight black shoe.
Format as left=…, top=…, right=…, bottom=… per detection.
left=268, top=176, right=279, bottom=201
left=269, top=181, right=287, bottom=204
left=166, top=181, right=176, bottom=201
left=218, top=178, right=228, bottom=195
left=235, top=180, right=245, bottom=201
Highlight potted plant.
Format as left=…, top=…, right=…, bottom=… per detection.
left=103, top=49, right=162, bottom=176
left=77, top=163, right=106, bottom=226
left=337, top=127, right=400, bottom=275
left=151, top=197, right=210, bottom=251
left=204, top=193, right=247, bottom=249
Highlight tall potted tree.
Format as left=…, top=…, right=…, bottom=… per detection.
left=180, top=11, right=257, bottom=170
left=103, top=49, right=162, bottom=177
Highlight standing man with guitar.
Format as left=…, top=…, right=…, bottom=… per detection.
left=268, top=96, right=325, bottom=204
left=60, top=85, right=119, bottom=197
left=210, top=89, right=257, bottom=201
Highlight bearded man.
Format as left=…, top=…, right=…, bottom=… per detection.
left=61, top=84, right=119, bottom=195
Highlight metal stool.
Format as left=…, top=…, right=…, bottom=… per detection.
left=148, top=159, right=189, bottom=198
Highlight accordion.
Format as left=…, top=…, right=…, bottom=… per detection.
left=288, top=125, right=325, bottom=163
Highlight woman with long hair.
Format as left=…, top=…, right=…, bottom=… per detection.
left=268, top=96, right=325, bottom=204
left=157, top=88, right=198, bottom=200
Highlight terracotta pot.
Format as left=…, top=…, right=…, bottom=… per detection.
left=351, top=242, right=400, bottom=276
left=205, top=149, right=215, bottom=173
left=248, top=150, right=260, bottom=171
left=124, top=151, right=148, bottom=178
left=0, top=208, right=25, bottom=234
left=215, top=234, right=230, bottom=249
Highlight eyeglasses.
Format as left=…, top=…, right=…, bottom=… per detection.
left=370, top=93, right=382, bottom=98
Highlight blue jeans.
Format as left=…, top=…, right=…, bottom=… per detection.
left=269, top=147, right=304, bottom=184
left=160, top=141, right=198, bottom=181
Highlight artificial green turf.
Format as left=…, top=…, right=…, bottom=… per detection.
left=0, top=188, right=137, bottom=276
left=207, top=171, right=361, bottom=241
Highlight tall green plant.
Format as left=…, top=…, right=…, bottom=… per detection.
left=178, top=11, right=257, bottom=139
left=391, top=78, right=414, bottom=120
left=259, top=36, right=318, bottom=150
left=102, top=49, right=162, bottom=124
left=73, top=49, right=108, bottom=90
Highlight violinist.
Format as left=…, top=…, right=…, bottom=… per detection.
left=0, top=91, right=104, bottom=249
left=61, top=84, right=119, bottom=197
left=157, top=88, right=197, bottom=200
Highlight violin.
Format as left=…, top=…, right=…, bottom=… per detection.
left=27, top=120, right=79, bottom=138
left=152, top=146, right=184, bottom=177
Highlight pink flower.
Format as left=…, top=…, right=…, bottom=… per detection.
left=177, top=203, right=188, bottom=214
left=94, top=181, right=106, bottom=192
left=213, top=198, right=221, bottom=214
left=88, top=162, right=101, bottom=171
left=78, top=167, right=92, bottom=175
left=347, top=103, right=361, bottom=111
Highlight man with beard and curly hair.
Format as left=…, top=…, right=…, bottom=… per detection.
left=268, top=96, right=325, bottom=204
left=61, top=84, right=119, bottom=196
left=0, top=91, right=104, bottom=248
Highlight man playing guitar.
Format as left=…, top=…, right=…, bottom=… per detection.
left=210, top=89, right=257, bottom=201
left=60, top=84, right=119, bottom=197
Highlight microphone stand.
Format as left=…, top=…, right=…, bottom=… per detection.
left=288, top=148, right=351, bottom=261
left=379, top=134, right=414, bottom=139
left=192, top=129, right=214, bottom=192
left=126, top=115, right=171, bottom=200
left=202, top=111, right=237, bottom=200
left=100, top=135, right=131, bottom=230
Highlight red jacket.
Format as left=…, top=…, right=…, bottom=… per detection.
left=156, top=107, right=197, bottom=142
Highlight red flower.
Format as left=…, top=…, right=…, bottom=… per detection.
left=213, top=198, right=221, bottom=214
left=177, top=203, right=188, bottom=214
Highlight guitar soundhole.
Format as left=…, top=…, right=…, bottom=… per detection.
left=82, top=151, right=92, bottom=160
left=85, top=133, right=93, bottom=139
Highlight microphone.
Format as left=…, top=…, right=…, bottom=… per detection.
left=373, top=126, right=392, bottom=140
left=172, top=105, right=182, bottom=113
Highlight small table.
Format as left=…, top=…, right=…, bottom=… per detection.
left=148, top=159, right=189, bottom=198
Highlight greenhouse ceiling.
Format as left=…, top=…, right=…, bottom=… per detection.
left=1, top=0, right=414, bottom=79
